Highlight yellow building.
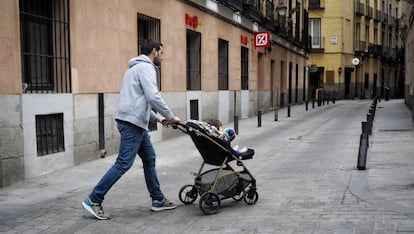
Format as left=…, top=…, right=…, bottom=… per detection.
left=0, top=0, right=308, bottom=187
left=308, top=0, right=404, bottom=100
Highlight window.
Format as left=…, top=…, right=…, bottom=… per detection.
left=218, top=39, right=229, bottom=90
left=309, top=18, right=321, bottom=49
left=137, top=13, right=161, bottom=89
left=187, top=30, right=201, bottom=90
left=241, top=47, right=249, bottom=90
left=20, top=0, right=71, bottom=93
left=36, top=113, right=65, bottom=156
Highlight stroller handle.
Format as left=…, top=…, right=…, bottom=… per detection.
left=171, top=122, right=189, bottom=133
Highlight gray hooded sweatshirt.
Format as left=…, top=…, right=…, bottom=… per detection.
left=115, top=55, right=174, bottom=130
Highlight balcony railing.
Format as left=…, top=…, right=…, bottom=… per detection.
left=243, top=0, right=261, bottom=22
left=374, top=9, right=381, bottom=22
left=309, top=0, right=325, bottom=9
left=356, top=2, right=365, bottom=16
left=366, top=6, right=373, bottom=19
left=262, top=0, right=275, bottom=30
left=355, top=40, right=368, bottom=54
left=382, top=13, right=388, bottom=24
left=218, top=0, right=244, bottom=12
left=389, top=16, right=396, bottom=27
left=309, top=36, right=325, bottom=52
left=368, top=44, right=382, bottom=57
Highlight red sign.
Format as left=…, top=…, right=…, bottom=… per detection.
left=240, top=35, right=248, bottom=45
left=254, top=32, right=270, bottom=48
left=185, top=13, right=200, bottom=29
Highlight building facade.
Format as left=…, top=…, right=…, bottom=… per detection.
left=0, top=0, right=308, bottom=187
left=308, top=0, right=405, bottom=100
left=402, top=0, right=414, bottom=120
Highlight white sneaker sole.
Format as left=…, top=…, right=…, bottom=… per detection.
left=151, top=205, right=177, bottom=211
left=81, top=201, right=109, bottom=220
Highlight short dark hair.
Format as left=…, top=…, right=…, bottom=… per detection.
left=141, top=40, right=163, bottom=55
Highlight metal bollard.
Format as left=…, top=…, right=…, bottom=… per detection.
left=366, top=114, right=372, bottom=135
left=257, top=111, right=262, bottom=127
left=357, top=133, right=369, bottom=170
left=274, top=107, right=278, bottom=121
left=306, top=101, right=308, bottom=111
left=287, top=104, right=291, bottom=117
left=312, top=100, right=315, bottom=109
left=234, top=115, right=239, bottom=134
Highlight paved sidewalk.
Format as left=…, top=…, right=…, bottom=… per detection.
left=0, top=99, right=413, bottom=233
left=350, top=99, right=414, bottom=218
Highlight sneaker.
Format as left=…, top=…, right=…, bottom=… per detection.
left=151, top=198, right=177, bottom=211
left=81, top=198, right=109, bottom=220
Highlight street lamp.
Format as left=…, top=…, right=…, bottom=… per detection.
left=277, top=1, right=287, bottom=16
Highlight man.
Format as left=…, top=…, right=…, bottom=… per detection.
left=81, top=40, right=180, bottom=220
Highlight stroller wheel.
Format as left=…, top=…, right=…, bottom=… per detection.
left=179, top=184, right=198, bottom=204
left=199, top=192, right=220, bottom=215
left=232, top=189, right=245, bottom=201
left=243, top=188, right=258, bottom=205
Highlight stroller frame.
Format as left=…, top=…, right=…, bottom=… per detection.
left=175, top=121, right=258, bottom=215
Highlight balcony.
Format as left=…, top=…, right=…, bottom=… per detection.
left=309, top=0, right=325, bottom=10
left=218, top=0, right=244, bottom=12
left=355, top=2, right=365, bottom=16
left=355, top=40, right=368, bottom=55
left=382, top=13, right=388, bottom=24
left=262, top=0, right=275, bottom=30
left=389, top=16, right=396, bottom=27
left=243, top=0, right=262, bottom=23
left=374, top=9, right=381, bottom=22
left=309, top=36, right=325, bottom=52
left=368, top=44, right=382, bottom=57
left=366, top=7, right=373, bottom=19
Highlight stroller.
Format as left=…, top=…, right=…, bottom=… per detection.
left=174, top=120, right=258, bottom=215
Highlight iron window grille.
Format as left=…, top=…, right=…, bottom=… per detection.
left=137, top=13, right=161, bottom=131
left=36, top=113, right=65, bottom=156
left=186, top=29, right=201, bottom=90
left=241, top=46, right=249, bottom=90
left=19, top=0, right=71, bottom=93
left=218, top=39, right=229, bottom=90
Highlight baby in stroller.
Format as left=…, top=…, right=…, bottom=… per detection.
left=205, top=119, right=248, bottom=155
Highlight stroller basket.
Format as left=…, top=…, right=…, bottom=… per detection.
left=196, top=168, right=252, bottom=197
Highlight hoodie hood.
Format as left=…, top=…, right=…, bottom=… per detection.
left=128, top=55, right=154, bottom=68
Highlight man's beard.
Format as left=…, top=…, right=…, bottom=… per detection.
left=154, top=57, right=161, bottom=66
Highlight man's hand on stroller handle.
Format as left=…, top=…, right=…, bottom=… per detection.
left=159, top=116, right=180, bottom=127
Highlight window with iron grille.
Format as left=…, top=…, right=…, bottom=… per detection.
left=36, top=113, right=65, bottom=156
left=186, top=29, right=201, bottom=90
left=137, top=13, right=161, bottom=131
left=137, top=13, right=161, bottom=88
left=241, top=46, right=249, bottom=90
left=218, top=39, right=228, bottom=90
left=20, top=0, right=71, bottom=93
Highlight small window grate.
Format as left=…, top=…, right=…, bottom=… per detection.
left=36, top=113, right=65, bottom=156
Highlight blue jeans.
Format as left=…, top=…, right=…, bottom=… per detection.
left=89, top=120, right=164, bottom=204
